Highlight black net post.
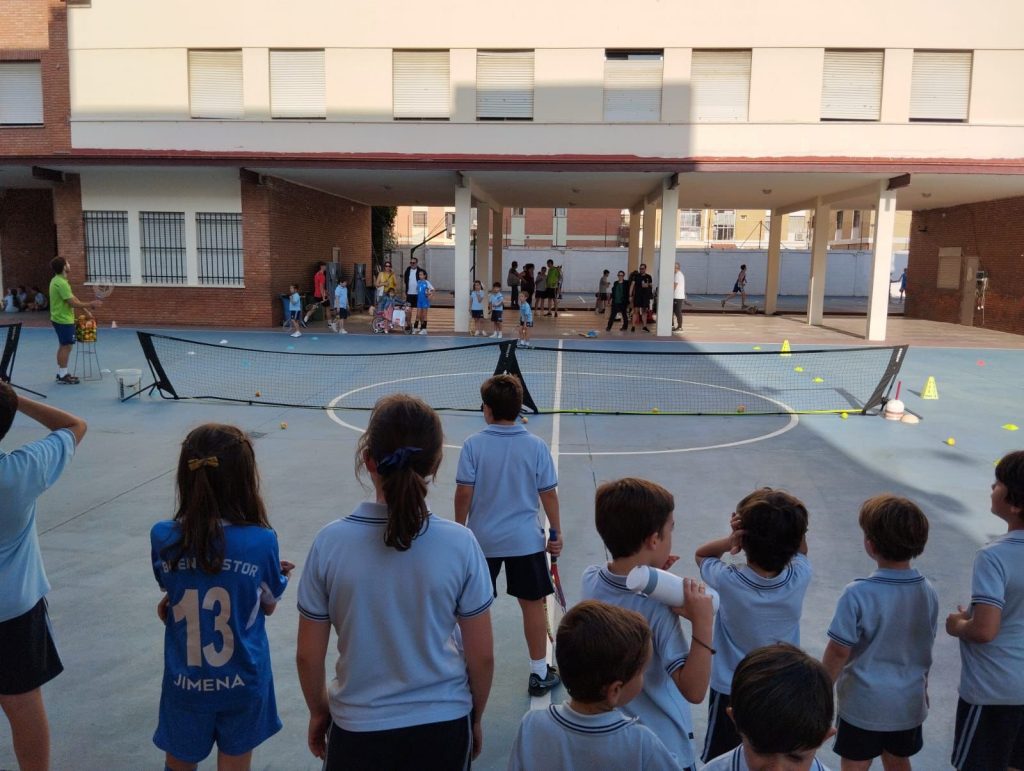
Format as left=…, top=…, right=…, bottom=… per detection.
left=0, top=323, right=19, bottom=383
left=495, top=340, right=540, bottom=415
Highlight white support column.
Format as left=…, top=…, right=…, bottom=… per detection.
left=807, top=200, right=829, bottom=326
left=641, top=199, right=658, bottom=268
left=627, top=206, right=641, bottom=273
left=866, top=183, right=897, bottom=341
left=656, top=180, right=679, bottom=337
left=764, top=210, right=782, bottom=315
left=491, top=209, right=503, bottom=290
left=475, top=202, right=490, bottom=287
left=454, top=185, right=472, bottom=333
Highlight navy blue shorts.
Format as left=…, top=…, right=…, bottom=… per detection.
left=490, top=310, right=503, bottom=323
left=471, top=310, right=483, bottom=319
left=52, top=322, right=75, bottom=346
left=834, top=718, right=923, bottom=761
left=732, top=282, right=743, bottom=293
left=288, top=310, right=301, bottom=321
left=486, top=552, right=553, bottom=601
left=153, top=683, right=282, bottom=763
left=0, top=598, right=63, bottom=695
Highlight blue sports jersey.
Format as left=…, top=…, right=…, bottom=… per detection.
left=288, top=292, right=301, bottom=311
left=417, top=279, right=433, bottom=308
left=334, top=284, right=349, bottom=309
left=151, top=520, right=288, bottom=708
left=519, top=301, right=533, bottom=324
left=489, top=291, right=504, bottom=311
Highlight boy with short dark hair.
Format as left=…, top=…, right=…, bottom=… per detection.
left=695, top=487, right=812, bottom=762
left=488, top=282, right=504, bottom=338
left=0, top=382, right=87, bottom=771
left=455, top=374, right=562, bottom=696
left=822, top=494, right=937, bottom=771
left=508, top=600, right=677, bottom=770
left=582, top=477, right=714, bottom=770
left=946, top=450, right=1024, bottom=771
left=703, top=643, right=835, bottom=770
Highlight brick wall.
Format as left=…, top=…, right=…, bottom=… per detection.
left=0, top=188, right=55, bottom=293
left=907, top=195, right=1024, bottom=335
left=49, top=171, right=371, bottom=328
left=0, top=0, right=71, bottom=155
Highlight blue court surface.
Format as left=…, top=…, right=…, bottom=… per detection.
left=2, top=325, right=1022, bottom=770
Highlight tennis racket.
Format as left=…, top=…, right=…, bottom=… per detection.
left=549, top=528, right=567, bottom=614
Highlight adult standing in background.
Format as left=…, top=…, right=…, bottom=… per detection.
left=628, top=264, right=653, bottom=333
left=48, top=258, right=99, bottom=385
left=403, top=257, right=420, bottom=331
left=507, top=261, right=521, bottom=309
left=672, top=263, right=692, bottom=331
left=543, top=260, right=562, bottom=318
left=520, top=264, right=536, bottom=308
left=375, top=261, right=397, bottom=307
left=596, top=269, right=611, bottom=314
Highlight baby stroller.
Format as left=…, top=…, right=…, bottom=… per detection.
left=373, top=299, right=406, bottom=334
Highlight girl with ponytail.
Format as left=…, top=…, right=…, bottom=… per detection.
left=151, top=424, right=292, bottom=771
left=297, top=394, right=495, bottom=770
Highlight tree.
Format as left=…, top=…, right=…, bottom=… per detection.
left=371, top=206, right=397, bottom=264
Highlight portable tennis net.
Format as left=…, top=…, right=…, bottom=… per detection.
left=136, top=332, right=907, bottom=416
left=1, top=322, right=21, bottom=384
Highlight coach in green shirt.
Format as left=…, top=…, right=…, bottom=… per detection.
left=49, top=257, right=100, bottom=385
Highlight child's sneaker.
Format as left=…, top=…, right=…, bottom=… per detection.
left=290, top=331, right=302, bottom=338
left=339, top=329, right=348, bottom=334
left=419, top=328, right=428, bottom=335
left=528, top=665, right=560, bottom=696
left=497, top=332, right=503, bottom=338
left=489, top=331, right=499, bottom=338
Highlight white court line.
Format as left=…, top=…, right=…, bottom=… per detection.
left=532, top=340, right=564, bottom=711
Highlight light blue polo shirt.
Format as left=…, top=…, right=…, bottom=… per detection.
left=519, top=301, right=533, bottom=324
left=489, top=291, right=504, bottom=311
left=455, top=423, right=557, bottom=558
left=297, top=502, right=493, bottom=731
left=958, top=532, right=1024, bottom=705
left=0, top=428, right=76, bottom=622
left=508, top=703, right=678, bottom=771
left=288, top=292, right=301, bottom=311
left=703, top=746, right=832, bottom=771
left=827, top=568, right=937, bottom=730
left=699, top=554, right=812, bottom=695
left=471, top=290, right=484, bottom=311
left=581, top=565, right=695, bottom=769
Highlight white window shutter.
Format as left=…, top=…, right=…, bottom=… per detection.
left=691, top=50, right=751, bottom=122
left=910, top=51, right=972, bottom=121
left=270, top=50, right=326, bottom=119
left=0, top=62, right=43, bottom=124
left=604, top=58, right=663, bottom=122
left=393, top=51, right=450, bottom=119
left=188, top=50, right=243, bottom=119
left=476, top=51, right=534, bottom=119
left=821, top=50, right=883, bottom=120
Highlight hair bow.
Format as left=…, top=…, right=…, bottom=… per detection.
left=375, top=446, right=422, bottom=475
left=187, top=456, right=220, bottom=471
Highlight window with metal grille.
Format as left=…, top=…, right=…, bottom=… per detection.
left=83, top=211, right=131, bottom=283
left=412, top=211, right=428, bottom=227
left=197, top=213, right=244, bottom=285
left=140, top=212, right=187, bottom=284
left=712, top=210, right=735, bottom=241
left=679, top=209, right=702, bottom=240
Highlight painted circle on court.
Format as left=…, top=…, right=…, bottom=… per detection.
left=325, top=371, right=800, bottom=454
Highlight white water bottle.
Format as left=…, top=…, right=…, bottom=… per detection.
left=626, top=565, right=720, bottom=613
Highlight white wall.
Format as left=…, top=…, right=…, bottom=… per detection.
left=419, top=246, right=908, bottom=297
left=80, top=168, right=242, bottom=286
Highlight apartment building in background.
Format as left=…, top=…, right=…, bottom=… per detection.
left=0, top=0, right=1022, bottom=336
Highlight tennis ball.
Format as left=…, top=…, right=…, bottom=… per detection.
left=946, top=437, right=956, bottom=446
left=736, top=405, right=746, bottom=413
left=280, top=422, right=288, bottom=430
left=794, top=366, right=804, bottom=373
left=651, top=407, right=660, bottom=413
left=841, top=412, right=848, bottom=419
left=255, top=391, right=261, bottom=397
left=520, top=416, right=529, bottom=424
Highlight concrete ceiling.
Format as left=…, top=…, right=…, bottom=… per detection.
left=252, top=166, right=1024, bottom=213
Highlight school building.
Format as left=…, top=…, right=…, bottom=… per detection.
left=1, top=0, right=1022, bottom=337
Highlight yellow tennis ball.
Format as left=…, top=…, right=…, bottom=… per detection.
left=651, top=407, right=660, bottom=413
left=737, top=405, right=746, bottom=413
left=280, top=422, right=288, bottom=430
left=521, top=416, right=529, bottom=424
left=841, top=412, right=848, bottom=419
left=946, top=437, right=956, bottom=446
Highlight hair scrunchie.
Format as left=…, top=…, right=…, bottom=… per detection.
left=376, top=446, right=422, bottom=475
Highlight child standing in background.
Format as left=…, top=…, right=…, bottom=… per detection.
left=488, top=282, right=505, bottom=339
left=151, top=424, right=291, bottom=771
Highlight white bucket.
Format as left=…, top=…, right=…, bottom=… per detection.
left=115, top=368, right=142, bottom=400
